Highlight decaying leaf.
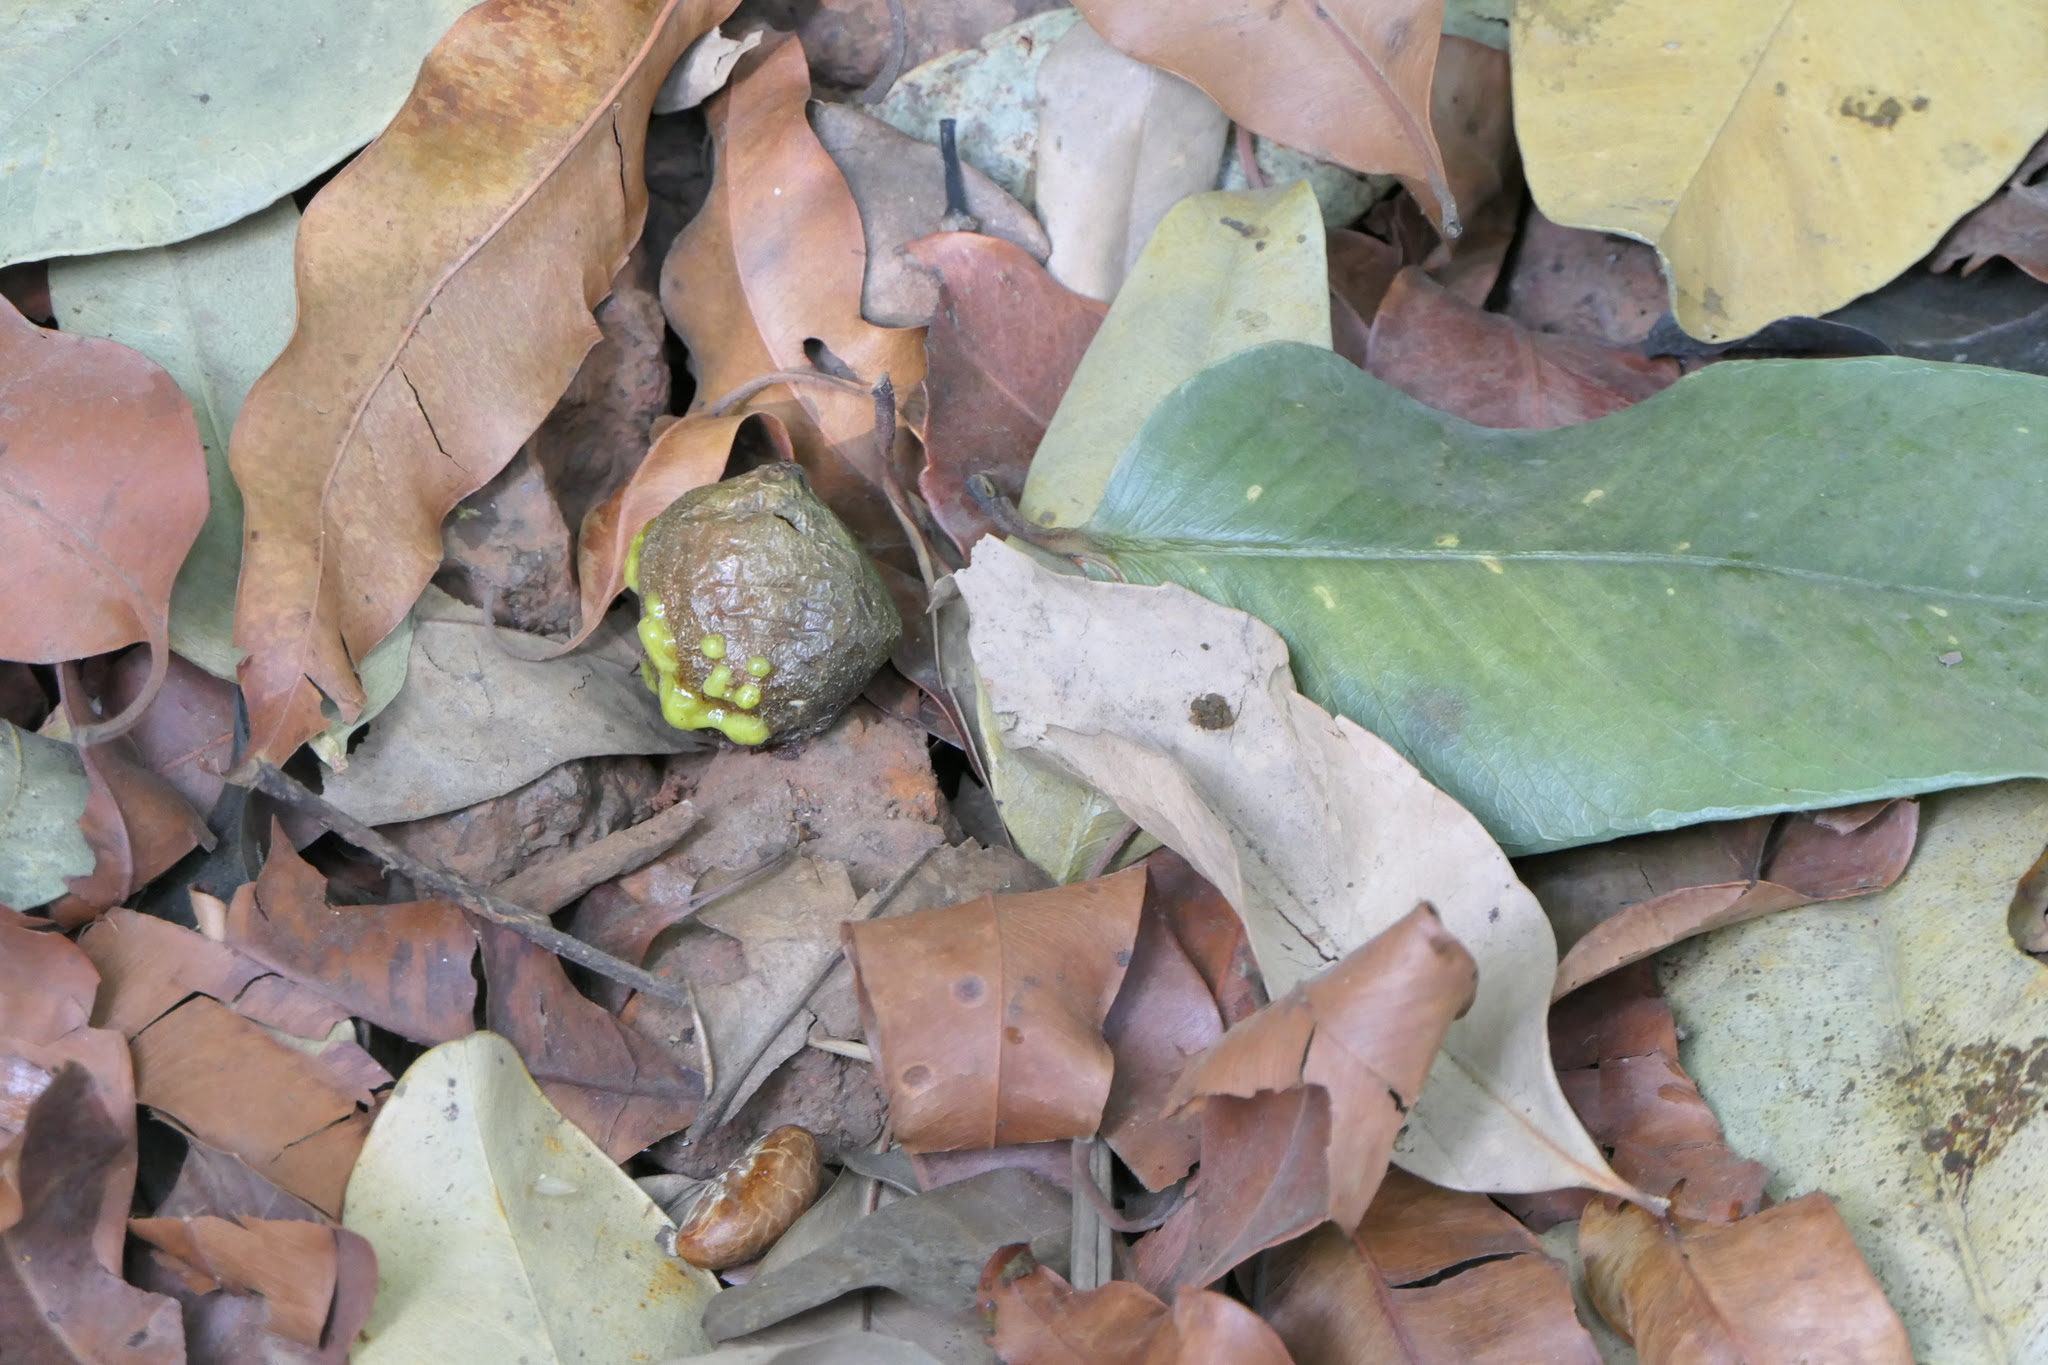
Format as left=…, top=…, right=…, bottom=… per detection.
left=904, top=233, right=1106, bottom=558
left=982, top=1245, right=1295, bottom=1364
left=957, top=539, right=1626, bottom=1198
left=1032, top=17, right=1228, bottom=303
left=0, top=298, right=208, bottom=741
left=1099, top=880, right=1223, bottom=1191
left=1081, top=343, right=2048, bottom=854
left=1582, top=1194, right=1911, bottom=1363
left=1513, top=2, right=2048, bottom=339
left=231, top=0, right=737, bottom=766
left=0, top=1066, right=184, bottom=1362
left=1256, top=1174, right=1601, bottom=1364
left=1524, top=800, right=1919, bottom=998
left=1366, top=267, right=1678, bottom=429
left=1075, top=0, right=1455, bottom=228
left=1663, top=783, right=2048, bottom=1358
left=846, top=866, right=1146, bottom=1150
left=343, top=1032, right=718, bottom=1363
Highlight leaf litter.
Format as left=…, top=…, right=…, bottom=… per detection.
left=10, top=0, right=2048, bottom=1359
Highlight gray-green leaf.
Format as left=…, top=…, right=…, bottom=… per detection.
left=1088, top=343, right=2048, bottom=854
left=0, top=721, right=93, bottom=909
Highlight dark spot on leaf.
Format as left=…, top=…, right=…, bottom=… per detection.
left=1840, top=91, right=1910, bottom=128
left=1005, top=1026, right=1024, bottom=1044
left=954, top=975, right=984, bottom=1003
left=1218, top=217, right=1260, bottom=238
left=1115, top=949, right=1131, bottom=967
left=1900, top=1035, right=2048, bottom=1196
left=1190, top=693, right=1234, bottom=729
left=901, top=1064, right=932, bottom=1089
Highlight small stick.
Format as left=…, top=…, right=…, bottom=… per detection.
left=937, top=119, right=979, bottom=234
left=856, top=0, right=909, bottom=105
left=964, top=474, right=1124, bottom=578
left=244, top=762, right=694, bottom=1010
left=871, top=375, right=940, bottom=592
left=687, top=979, right=715, bottom=1099
left=686, top=843, right=937, bottom=1139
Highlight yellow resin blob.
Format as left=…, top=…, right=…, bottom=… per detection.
left=629, top=534, right=772, bottom=746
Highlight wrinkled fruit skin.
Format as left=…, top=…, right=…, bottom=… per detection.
left=631, top=462, right=900, bottom=744
left=667, top=1125, right=823, bottom=1269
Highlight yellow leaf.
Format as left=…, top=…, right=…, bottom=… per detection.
left=1513, top=1, right=2048, bottom=340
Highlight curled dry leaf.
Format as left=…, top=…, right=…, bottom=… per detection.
left=1075, top=0, right=1456, bottom=230
left=904, top=232, right=1106, bottom=559
left=1524, top=799, right=1920, bottom=999
left=1367, top=267, right=1678, bottom=429
left=0, top=1066, right=185, bottom=1362
left=1581, top=1193, right=1913, bottom=1364
left=102, top=648, right=236, bottom=817
left=226, top=821, right=478, bottom=1045
left=1256, top=1173, right=1601, bottom=1365
left=1131, top=906, right=1476, bottom=1295
left=127, top=1214, right=350, bottom=1347
left=661, top=35, right=926, bottom=552
left=845, top=865, right=1146, bottom=1151
left=1099, top=884, right=1223, bottom=1192
left=1140, top=849, right=1264, bottom=1028
left=231, top=0, right=738, bottom=767
left=668, top=1124, right=823, bottom=1269
left=981, top=1245, right=1294, bottom=1365
left=0, top=298, right=207, bottom=742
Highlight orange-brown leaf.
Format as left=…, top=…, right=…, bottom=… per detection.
left=1100, top=889, right=1221, bottom=1191
left=127, top=1214, right=342, bottom=1347
left=846, top=865, right=1147, bottom=1152
left=230, top=0, right=738, bottom=766
left=983, top=1248, right=1293, bottom=1365
left=1075, top=0, right=1455, bottom=229
left=1581, top=1194, right=1912, bottom=1364
left=0, top=300, right=206, bottom=742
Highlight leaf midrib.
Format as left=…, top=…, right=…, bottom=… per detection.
left=1104, top=540, right=2048, bottom=611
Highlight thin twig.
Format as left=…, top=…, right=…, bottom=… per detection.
left=964, top=474, right=1124, bottom=578
left=871, top=375, right=940, bottom=592
left=243, top=762, right=694, bottom=1009
left=687, top=979, right=714, bottom=1099
left=937, top=119, right=979, bottom=233
left=1084, top=820, right=1141, bottom=882
left=707, top=367, right=871, bottom=417
left=686, top=843, right=937, bottom=1139
left=855, top=0, right=909, bottom=104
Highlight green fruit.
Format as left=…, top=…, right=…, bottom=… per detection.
left=628, top=463, right=901, bottom=744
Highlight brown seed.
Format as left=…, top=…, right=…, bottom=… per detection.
left=666, top=1125, right=823, bottom=1269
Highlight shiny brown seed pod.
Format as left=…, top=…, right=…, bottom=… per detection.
left=666, top=1125, right=823, bottom=1269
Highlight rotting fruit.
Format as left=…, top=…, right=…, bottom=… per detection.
left=627, top=462, right=900, bottom=745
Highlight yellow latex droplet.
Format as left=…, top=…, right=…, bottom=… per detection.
left=624, top=528, right=646, bottom=593
left=637, top=598, right=679, bottom=674
left=700, top=634, right=727, bottom=660
left=639, top=659, right=658, bottom=693
left=732, top=683, right=762, bottom=710
left=702, top=664, right=734, bottom=699
left=745, top=655, right=773, bottom=678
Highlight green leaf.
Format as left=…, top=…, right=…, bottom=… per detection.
left=308, top=608, right=414, bottom=771
left=1087, top=343, right=2048, bottom=854
left=0, top=0, right=482, bottom=266
left=1663, top=783, right=2048, bottom=1360
left=0, top=720, right=93, bottom=909
left=343, top=1031, right=719, bottom=1363
left=1020, top=183, right=1330, bottom=529
left=48, top=197, right=300, bottom=679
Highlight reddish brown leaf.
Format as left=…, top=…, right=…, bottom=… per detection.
left=0, top=1065, right=185, bottom=1361
left=1142, top=849, right=1263, bottom=1027
left=1257, top=1174, right=1600, bottom=1364
left=0, top=298, right=207, bottom=743
left=1328, top=227, right=1403, bottom=328
left=1367, top=268, right=1679, bottom=429
left=0, top=661, right=46, bottom=729
left=78, top=908, right=297, bottom=1037
left=225, top=821, right=477, bottom=1044
left=903, top=232, right=1107, bottom=558
left=1421, top=35, right=1519, bottom=305
left=1502, top=209, right=1668, bottom=349
left=128, top=1215, right=344, bottom=1347
left=477, top=919, right=703, bottom=1160
left=131, top=997, right=376, bottom=1217
left=1582, top=1194, right=1912, bottom=1363
left=660, top=35, right=927, bottom=552
left=845, top=865, right=1146, bottom=1151
left=1932, top=135, right=2048, bottom=283
left=1523, top=800, right=1920, bottom=998
left=230, top=0, right=738, bottom=766
left=1075, top=0, right=1455, bottom=229
left=102, top=648, right=236, bottom=817
left=983, top=1246, right=1294, bottom=1365
left=1100, top=888, right=1221, bottom=1191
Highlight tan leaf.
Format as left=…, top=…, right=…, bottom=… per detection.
left=230, top=0, right=738, bottom=766
left=982, top=1246, right=1294, bottom=1365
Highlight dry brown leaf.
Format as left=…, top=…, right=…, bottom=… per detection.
left=845, top=865, right=1146, bottom=1151
left=1074, top=0, right=1456, bottom=230
left=127, top=1214, right=346, bottom=1347
left=1367, top=267, right=1678, bottom=429
left=1142, top=849, right=1263, bottom=1028
left=1502, top=209, right=1669, bottom=349
left=0, top=1066, right=184, bottom=1361
left=903, top=232, right=1106, bottom=559
left=78, top=908, right=344, bottom=1043
left=1100, top=887, right=1221, bottom=1191
left=1582, top=1193, right=1913, bottom=1363
left=661, top=35, right=927, bottom=552
left=478, top=919, right=704, bottom=1161
left=101, top=649, right=235, bottom=818
left=1931, top=135, right=2048, bottom=283
left=1257, top=1174, right=1600, bottom=1364
left=982, top=1245, right=1294, bottom=1364
left=0, top=298, right=207, bottom=743
left=1523, top=800, right=1920, bottom=999
left=225, top=821, right=477, bottom=1044
left=230, top=0, right=738, bottom=766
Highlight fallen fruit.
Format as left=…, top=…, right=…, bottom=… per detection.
left=665, top=1124, right=824, bottom=1269
left=628, top=463, right=900, bottom=744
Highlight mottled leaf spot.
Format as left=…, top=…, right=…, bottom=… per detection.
left=1190, top=693, right=1235, bottom=730
left=954, top=975, right=985, bottom=1003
